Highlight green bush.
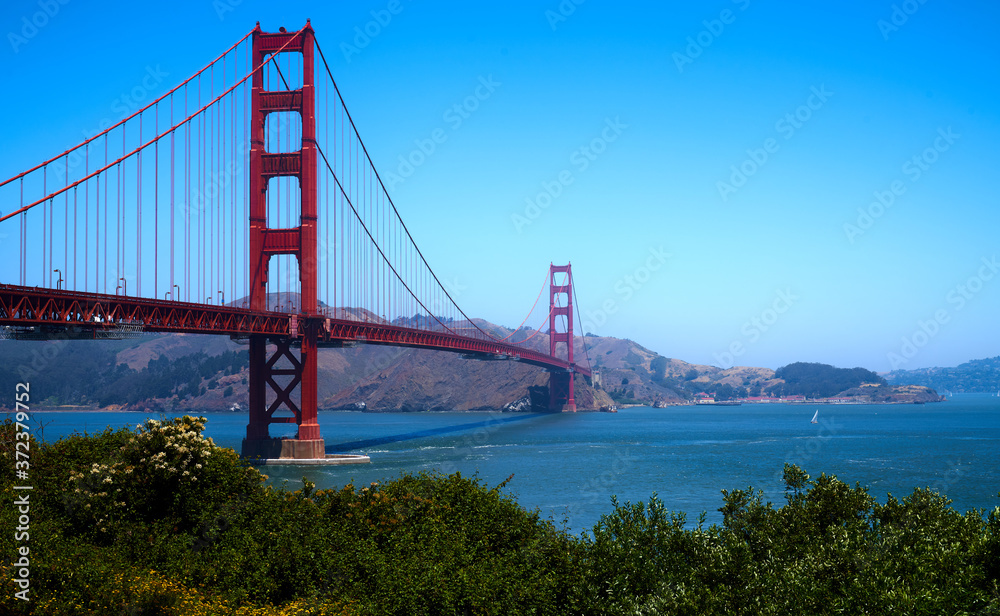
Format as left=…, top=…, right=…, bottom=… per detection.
left=0, top=418, right=583, bottom=614
left=580, top=463, right=999, bottom=615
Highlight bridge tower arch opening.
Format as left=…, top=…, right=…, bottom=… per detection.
left=243, top=21, right=323, bottom=459
left=548, top=263, right=577, bottom=412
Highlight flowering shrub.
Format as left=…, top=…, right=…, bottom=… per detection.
left=131, top=416, right=214, bottom=480
left=60, top=416, right=263, bottom=540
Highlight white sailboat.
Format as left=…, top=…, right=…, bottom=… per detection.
left=810, top=410, right=819, bottom=424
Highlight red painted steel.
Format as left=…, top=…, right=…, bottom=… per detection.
left=0, top=285, right=290, bottom=336
left=0, top=284, right=589, bottom=374
left=548, top=264, right=577, bottom=411
left=247, top=21, right=321, bottom=447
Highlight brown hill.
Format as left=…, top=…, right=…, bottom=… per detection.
left=7, top=317, right=941, bottom=412
left=118, top=324, right=620, bottom=412
left=117, top=319, right=797, bottom=413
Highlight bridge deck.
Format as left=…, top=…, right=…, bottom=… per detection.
left=0, top=284, right=590, bottom=376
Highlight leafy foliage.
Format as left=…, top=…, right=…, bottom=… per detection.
left=579, top=464, right=998, bottom=615
left=1, top=420, right=997, bottom=615
left=769, top=362, right=886, bottom=399
left=0, top=418, right=582, bottom=615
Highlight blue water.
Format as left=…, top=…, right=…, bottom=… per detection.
left=30, top=394, right=1000, bottom=534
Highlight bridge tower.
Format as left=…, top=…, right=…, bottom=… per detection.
left=548, top=263, right=577, bottom=412
left=242, top=22, right=324, bottom=459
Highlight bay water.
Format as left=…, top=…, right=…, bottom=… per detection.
left=30, top=393, right=1000, bottom=534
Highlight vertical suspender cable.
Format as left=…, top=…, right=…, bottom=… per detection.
left=200, top=75, right=205, bottom=302
left=185, top=84, right=190, bottom=302
left=116, top=150, right=120, bottom=291
left=84, top=144, right=88, bottom=291
left=170, top=92, right=175, bottom=299
left=72, top=186, right=77, bottom=289
left=103, top=134, right=108, bottom=293
left=155, top=103, right=159, bottom=296
left=19, top=178, right=24, bottom=285
left=42, top=167, right=47, bottom=286
left=64, top=156, right=68, bottom=289
left=209, top=64, right=215, bottom=303
left=138, top=112, right=142, bottom=296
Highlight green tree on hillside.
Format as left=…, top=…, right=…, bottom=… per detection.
left=769, top=362, right=885, bottom=398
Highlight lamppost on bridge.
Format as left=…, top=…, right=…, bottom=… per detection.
left=165, top=291, right=171, bottom=300
left=119, top=277, right=127, bottom=296
left=218, top=291, right=225, bottom=306
left=206, top=296, right=212, bottom=304
left=53, top=269, right=62, bottom=290
left=173, top=284, right=180, bottom=302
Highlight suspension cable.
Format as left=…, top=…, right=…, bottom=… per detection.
left=0, top=29, right=255, bottom=190
left=496, top=269, right=550, bottom=342
left=0, top=35, right=299, bottom=225
left=315, top=142, right=459, bottom=335
left=314, top=37, right=495, bottom=341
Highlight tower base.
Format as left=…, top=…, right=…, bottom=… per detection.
left=548, top=371, right=577, bottom=412
left=241, top=437, right=326, bottom=460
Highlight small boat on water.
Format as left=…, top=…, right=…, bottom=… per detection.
left=810, top=410, right=819, bottom=424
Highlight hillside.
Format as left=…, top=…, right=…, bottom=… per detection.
left=1, top=322, right=946, bottom=412
left=886, top=356, right=1000, bottom=393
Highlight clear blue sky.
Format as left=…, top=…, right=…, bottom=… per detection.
left=1, top=1, right=998, bottom=373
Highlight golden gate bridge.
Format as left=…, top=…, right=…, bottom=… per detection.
left=0, top=21, right=592, bottom=460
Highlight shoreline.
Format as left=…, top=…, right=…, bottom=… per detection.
left=10, top=398, right=949, bottom=414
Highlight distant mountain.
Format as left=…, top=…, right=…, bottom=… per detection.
left=886, top=357, right=1000, bottom=393
left=0, top=321, right=951, bottom=412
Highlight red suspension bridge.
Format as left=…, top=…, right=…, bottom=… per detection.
left=0, top=22, right=592, bottom=460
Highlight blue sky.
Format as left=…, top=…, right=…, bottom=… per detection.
left=1, top=1, right=998, bottom=372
